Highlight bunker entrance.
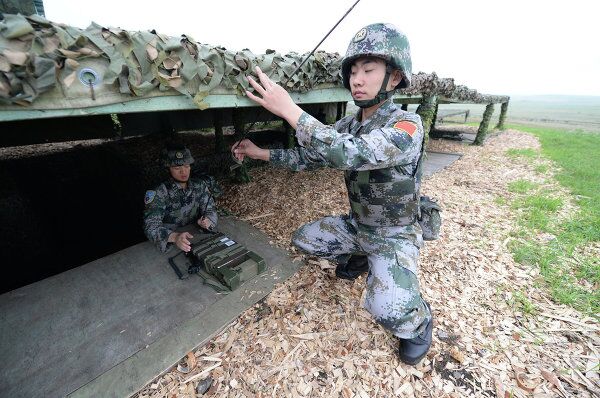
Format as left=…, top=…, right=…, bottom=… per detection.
left=0, top=135, right=245, bottom=293
left=0, top=104, right=338, bottom=293
left=0, top=141, right=148, bottom=293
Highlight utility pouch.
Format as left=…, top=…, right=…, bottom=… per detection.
left=418, top=196, right=442, bottom=241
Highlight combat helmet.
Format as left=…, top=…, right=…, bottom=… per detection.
left=161, top=143, right=194, bottom=167
left=341, top=23, right=412, bottom=108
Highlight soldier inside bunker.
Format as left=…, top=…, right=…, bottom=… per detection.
left=232, top=23, right=435, bottom=365
left=143, top=143, right=220, bottom=253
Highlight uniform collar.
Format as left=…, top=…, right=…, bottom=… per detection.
left=168, top=178, right=189, bottom=191
left=352, top=99, right=397, bottom=130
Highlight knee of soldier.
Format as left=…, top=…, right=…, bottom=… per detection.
left=365, top=285, right=419, bottom=321
left=291, top=224, right=314, bottom=254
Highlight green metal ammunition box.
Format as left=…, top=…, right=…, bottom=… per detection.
left=190, top=233, right=266, bottom=290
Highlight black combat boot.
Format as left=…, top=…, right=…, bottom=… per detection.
left=335, top=254, right=369, bottom=280
left=398, top=302, right=433, bottom=365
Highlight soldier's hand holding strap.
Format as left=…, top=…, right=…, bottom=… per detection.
left=198, top=217, right=212, bottom=230
left=232, top=139, right=270, bottom=162
left=245, top=66, right=303, bottom=129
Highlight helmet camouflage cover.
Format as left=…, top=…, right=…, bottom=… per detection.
left=161, top=145, right=195, bottom=167
left=342, top=23, right=412, bottom=90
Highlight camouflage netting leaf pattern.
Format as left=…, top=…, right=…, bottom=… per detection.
left=0, top=14, right=342, bottom=107
left=407, top=72, right=509, bottom=104
left=0, top=14, right=508, bottom=108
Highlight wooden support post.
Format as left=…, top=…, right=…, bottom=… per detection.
left=213, top=109, right=224, bottom=153
left=474, top=103, right=495, bottom=145
left=415, top=95, right=437, bottom=143
left=431, top=102, right=439, bottom=133
left=336, top=102, right=344, bottom=120
left=495, top=101, right=509, bottom=130
left=284, top=120, right=295, bottom=149
left=232, top=110, right=245, bottom=138
left=316, top=107, right=327, bottom=124
left=232, top=110, right=251, bottom=183
left=110, top=113, right=122, bottom=139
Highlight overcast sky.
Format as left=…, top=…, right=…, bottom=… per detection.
left=43, top=0, right=599, bottom=96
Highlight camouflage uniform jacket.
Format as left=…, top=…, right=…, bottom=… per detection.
left=270, top=99, right=424, bottom=229
left=143, top=177, right=218, bottom=253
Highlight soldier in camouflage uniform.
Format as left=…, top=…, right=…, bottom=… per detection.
left=233, top=23, right=433, bottom=365
left=144, top=143, right=218, bottom=253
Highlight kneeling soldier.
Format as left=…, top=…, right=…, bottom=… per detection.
left=233, top=23, right=433, bottom=365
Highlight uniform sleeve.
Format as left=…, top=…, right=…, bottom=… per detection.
left=143, top=186, right=172, bottom=253
left=269, top=146, right=330, bottom=171
left=295, top=111, right=424, bottom=171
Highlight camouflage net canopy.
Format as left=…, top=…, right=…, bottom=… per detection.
left=0, top=13, right=508, bottom=110
left=408, top=72, right=509, bottom=104
left=0, top=14, right=342, bottom=109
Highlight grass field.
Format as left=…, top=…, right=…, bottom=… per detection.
left=503, top=126, right=599, bottom=316
left=432, top=95, right=600, bottom=133
left=413, top=94, right=600, bottom=315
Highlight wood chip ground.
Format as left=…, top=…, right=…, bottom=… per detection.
left=135, top=128, right=599, bottom=398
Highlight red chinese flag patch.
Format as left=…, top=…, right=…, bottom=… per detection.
left=392, top=120, right=417, bottom=137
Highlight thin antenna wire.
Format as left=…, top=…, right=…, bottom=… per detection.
left=230, top=0, right=361, bottom=160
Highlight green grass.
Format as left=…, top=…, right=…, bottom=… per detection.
left=511, top=192, right=563, bottom=231
left=511, top=290, right=537, bottom=315
left=434, top=96, right=600, bottom=133
left=516, top=193, right=563, bottom=212
left=507, top=179, right=538, bottom=194
left=506, top=148, right=538, bottom=159
left=494, top=196, right=507, bottom=206
left=504, top=125, right=600, bottom=316
left=575, top=257, right=600, bottom=285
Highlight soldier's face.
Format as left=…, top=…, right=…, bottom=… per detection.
left=349, top=58, right=386, bottom=100
left=349, top=57, right=402, bottom=99
left=169, top=164, right=191, bottom=183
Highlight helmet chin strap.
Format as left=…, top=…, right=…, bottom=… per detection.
left=354, top=64, right=396, bottom=109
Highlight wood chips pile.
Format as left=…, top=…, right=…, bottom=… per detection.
left=135, top=128, right=599, bottom=397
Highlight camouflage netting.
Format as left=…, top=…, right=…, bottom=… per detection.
left=0, top=13, right=508, bottom=109
left=406, top=72, right=509, bottom=104
left=0, top=14, right=342, bottom=108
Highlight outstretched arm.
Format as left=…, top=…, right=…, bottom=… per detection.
left=232, top=139, right=270, bottom=163
left=232, top=138, right=330, bottom=172
left=242, top=66, right=422, bottom=171
left=233, top=66, right=331, bottom=171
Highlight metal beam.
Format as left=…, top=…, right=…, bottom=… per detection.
left=0, top=88, right=352, bottom=122
left=1, top=88, right=509, bottom=123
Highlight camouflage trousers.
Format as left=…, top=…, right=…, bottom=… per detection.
left=292, top=214, right=431, bottom=339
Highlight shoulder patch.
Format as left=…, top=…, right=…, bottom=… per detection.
left=392, top=120, right=418, bottom=137
left=144, top=190, right=156, bottom=205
